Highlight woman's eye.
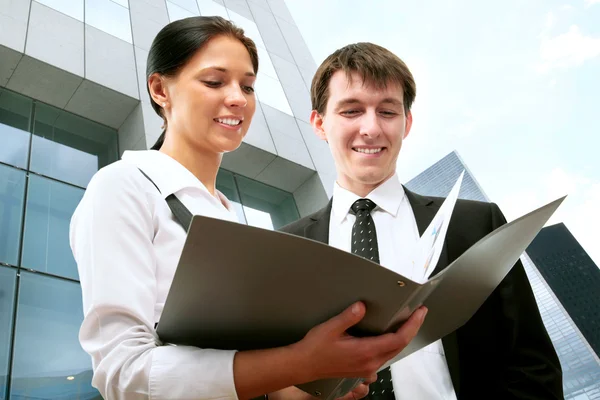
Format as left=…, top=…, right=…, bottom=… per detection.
left=203, top=81, right=222, bottom=87
left=243, top=86, right=255, bottom=94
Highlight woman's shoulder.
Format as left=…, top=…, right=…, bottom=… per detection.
left=86, top=159, right=148, bottom=195
left=79, top=157, right=162, bottom=213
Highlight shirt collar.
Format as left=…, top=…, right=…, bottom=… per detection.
left=331, top=173, right=406, bottom=224
left=122, top=150, right=232, bottom=208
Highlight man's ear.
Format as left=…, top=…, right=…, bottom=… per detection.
left=310, top=110, right=327, bottom=142
left=403, top=111, right=413, bottom=140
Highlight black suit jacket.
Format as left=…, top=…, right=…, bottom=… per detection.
left=280, top=189, right=563, bottom=399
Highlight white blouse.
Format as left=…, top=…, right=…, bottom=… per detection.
left=70, top=150, right=241, bottom=400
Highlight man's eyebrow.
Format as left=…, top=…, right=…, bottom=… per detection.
left=380, top=97, right=404, bottom=107
left=333, top=98, right=362, bottom=110
left=334, top=97, right=404, bottom=109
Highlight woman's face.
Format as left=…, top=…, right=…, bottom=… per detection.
left=152, top=35, right=257, bottom=154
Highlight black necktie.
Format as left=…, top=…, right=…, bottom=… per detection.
left=350, top=199, right=395, bottom=400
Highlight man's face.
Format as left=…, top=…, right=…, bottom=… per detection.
left=311, top=70, right=412, bottom=194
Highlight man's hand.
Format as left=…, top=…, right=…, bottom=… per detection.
left=292, top=302, right=427, bottom=382
left=269, top=374, right=376, bottom=400
left=336, top=374, right=377, bottom=400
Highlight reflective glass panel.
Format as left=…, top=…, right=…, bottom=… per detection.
left=0, top=266, right=17, bottom=400
left=0, top=165, right=25, bottom=267
left=10, top=272, right=99, bottom=399
left=167, top=1, right=197, bottom=22
left=35, top=0, right=84, bottom=21
left=256, top=47, right=278, bottom=81
left=196, top=0, right=229, bottom=18
left=110, top=0, right=128, bottom=7
left=85, top=0, right=133, bottom=43
left=168, top=0, right=198, bottom=13
left=255, top=73, right=293, bottom=116
left=0, top=89, right=32, bottom=169
left=234, top=175, right=299, bottom=230
left=227, top=10, right=265, bottom=49
left=31, top=102, right=118, bottom=188
left=21, top=175, right=84, bottom=280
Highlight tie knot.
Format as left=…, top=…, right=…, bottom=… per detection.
left=351, top=198, right=377, bottom=215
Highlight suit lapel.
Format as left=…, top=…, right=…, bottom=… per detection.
left=304, top=199, right=332, bottom=245
left=404, top=187, right=461, bottom=395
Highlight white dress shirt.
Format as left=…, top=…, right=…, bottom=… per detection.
left=70, top=150, right=241, bottom=400
left=329, top=174, right=458, bottom=400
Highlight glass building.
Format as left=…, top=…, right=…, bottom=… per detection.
left=405, top=150, right=489, bottom=202
left=405, top=150, right=600, bottom=399
left=0, top=0, right=337, bottom=397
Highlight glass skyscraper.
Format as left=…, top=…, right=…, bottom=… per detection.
left=0, top=0, right=337, bottom=397
left=405, top=150, right=489, bottom=202
left=405, top=150, right=600, bottom=399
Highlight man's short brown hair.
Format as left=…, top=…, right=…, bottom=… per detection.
left=311, top=42, right=416, bottom=115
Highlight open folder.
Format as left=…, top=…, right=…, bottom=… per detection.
left=156, top=193, right=565, bottom=399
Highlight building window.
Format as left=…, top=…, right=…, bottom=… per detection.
left=0, top=165, right=26, bottom=267
left=35, top=0, right=132, bottom=43
left=216, top=170, right=300, bottom=230
left=9, top=272, right=94, bottom=398
left=233, top=174, right=300, bottom=230
left=0, top=266, right=17, bottom=399
left=21, top=176, right=85, bottom=280
left=0, top=89, right=32, bottom=169
left=31, top=102, right=118, bottom=188
left=0, top=87, right=117, bottom=398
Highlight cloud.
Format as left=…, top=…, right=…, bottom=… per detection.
left=545, top=11, right=555, bottom=30
left=498, top=168, right=600, bottom=267
left=585, top=0, right=600, bottom=7
left=536, top=25, right=600, bottom=72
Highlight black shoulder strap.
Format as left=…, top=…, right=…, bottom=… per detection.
left=138, top=168, right=192, bottom=232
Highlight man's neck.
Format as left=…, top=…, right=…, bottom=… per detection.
left=336, top=172, right=396, bottom=198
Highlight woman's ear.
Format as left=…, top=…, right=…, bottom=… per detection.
left=148, top=73, right=169, bottom=110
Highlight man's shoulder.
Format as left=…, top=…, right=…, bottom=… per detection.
left=279, top=208, right=328, bottom=237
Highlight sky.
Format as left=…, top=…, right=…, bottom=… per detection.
left=285, top=0, right=600, bottom=266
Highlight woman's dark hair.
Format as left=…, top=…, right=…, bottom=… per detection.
left=146, top=16, right=259, bottom=150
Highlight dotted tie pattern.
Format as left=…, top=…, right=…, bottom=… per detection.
left=349, top=198, right=395, bottom=400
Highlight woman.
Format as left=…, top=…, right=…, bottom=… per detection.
left=70, top=16, right=425, bottom=400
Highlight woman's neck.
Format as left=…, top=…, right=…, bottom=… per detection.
left=159, top=136, right=222, bottom=196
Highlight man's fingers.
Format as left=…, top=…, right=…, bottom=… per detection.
left=351, top=383, right=370, bottom=399
left=363, top=373, right=378, bottom=384
left=395, top=306, right=427, bottom=340
left=336, top=383, right=370, bottom=400
left=324, top=302, right=366, bottom=335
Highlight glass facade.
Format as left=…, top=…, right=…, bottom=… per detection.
left=522, top=254, right=600, bottom=399
left=405, top=151, right=489, bottom=202
left=405, top=150, right=600, bottom=399
left=527, top=224, right=600, bottom=358
left=34, top=0, right=132, bottom=43
left=0, top=86, right=300, bottom=397
left=0, top=87, right=119, bottom=399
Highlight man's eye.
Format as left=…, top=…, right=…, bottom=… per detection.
left=380, top=111, right=398, bottom=116
left=341, top=110, right=359, bottom=115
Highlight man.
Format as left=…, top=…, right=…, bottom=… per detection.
left=279, top=43, right=563, bottom=399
